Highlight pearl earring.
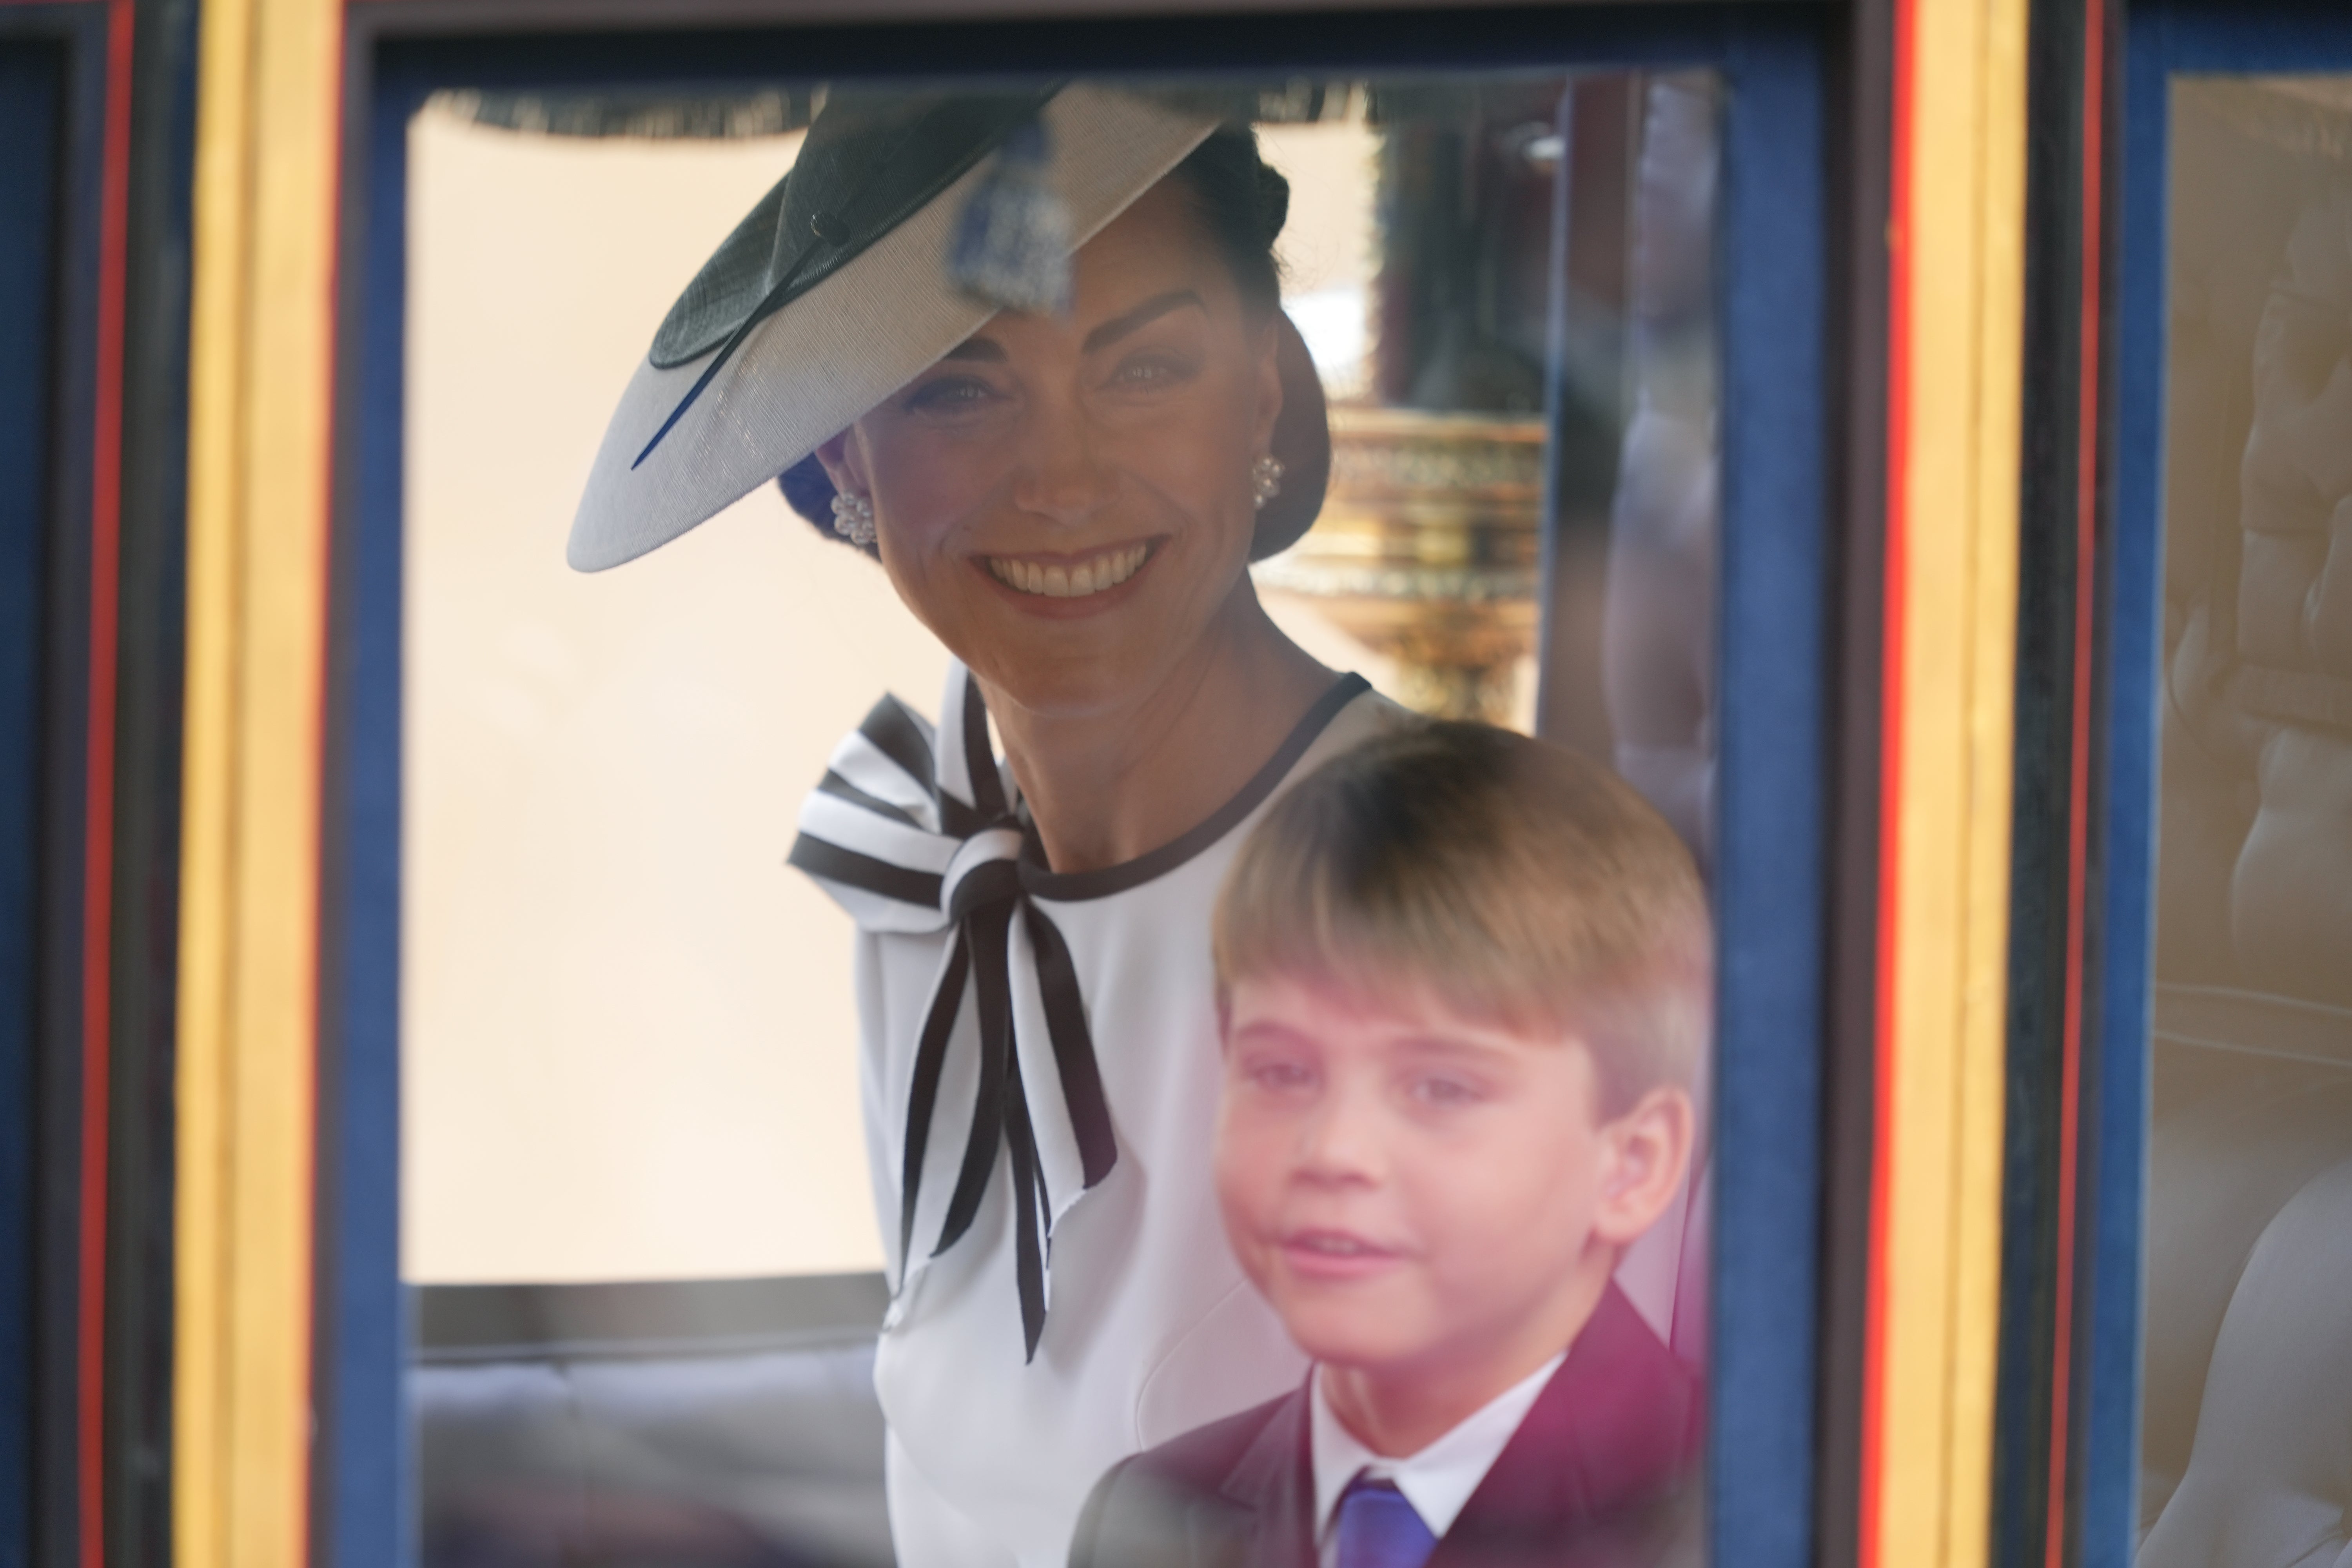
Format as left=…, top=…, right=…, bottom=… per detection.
left=1250, top=454, right=1285, bottom=511
left=830, top=490, right=877, bottom=548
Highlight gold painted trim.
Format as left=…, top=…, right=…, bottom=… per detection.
left=1873, top=0, right=2028, bottom=1561
left=176, top=0, right=343, bottom=1565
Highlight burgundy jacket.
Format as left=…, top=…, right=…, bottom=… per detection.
left=1069, top=1283, right=1703, bottom=1568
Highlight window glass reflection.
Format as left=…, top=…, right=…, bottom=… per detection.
left=2140, top=74, right=2352, bottom=1568
left=402, top=73, right=1721, bottom=1568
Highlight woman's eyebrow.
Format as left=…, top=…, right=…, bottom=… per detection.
left=1083, top=290, right=1204, bottom=353
left=940, top=337, right=1009, bottom=363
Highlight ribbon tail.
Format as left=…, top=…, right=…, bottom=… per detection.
left=1023, top=904, right=1117, bottom=1189
left=1004, top=1076, right=1048, bottom=1361
left=933, top=905, right=1014, bottom=1256
left=897, top=932, right=971, bottom=1289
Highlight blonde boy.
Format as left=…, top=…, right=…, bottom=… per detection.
left=1072, top=722, right=1708, bottom=1568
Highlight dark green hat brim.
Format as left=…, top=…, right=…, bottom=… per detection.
left=568, top=86, right=1233, bottom=572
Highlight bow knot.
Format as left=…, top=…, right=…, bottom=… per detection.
left=790, top=664, right=1115, bottom=1360
left=942, top=825, right=1025, bottom=923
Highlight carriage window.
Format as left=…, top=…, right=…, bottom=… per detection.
left=401, top=71, right=1722, bottom=1566
left=2137, top=73, right=2352, bottom=1565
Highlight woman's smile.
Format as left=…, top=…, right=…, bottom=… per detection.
left=980, top=539, right=1156, bottom=600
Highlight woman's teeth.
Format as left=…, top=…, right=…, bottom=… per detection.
left=986, top=544, right=1149, bottom=599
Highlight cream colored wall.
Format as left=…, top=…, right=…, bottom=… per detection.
left=400, top=105, right=1448, bottom=1285
left=403, top=108, right=932, bottom=1281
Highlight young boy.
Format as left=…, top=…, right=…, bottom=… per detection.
left=1070, top=722, right=1707, bottom=1568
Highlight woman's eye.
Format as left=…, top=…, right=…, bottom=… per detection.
left=903, top=376, right=999, bottom=414
left=1108, top=352, right=1196, bottom=391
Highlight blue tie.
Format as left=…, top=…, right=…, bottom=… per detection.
left=1333, top=1474, right=1438, bottom=1568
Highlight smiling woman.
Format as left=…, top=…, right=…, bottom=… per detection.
left=811, top=174, right=1335, bottom=874
left=568, top=87, right=1410, bottom=1568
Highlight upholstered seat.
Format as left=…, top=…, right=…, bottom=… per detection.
left=2138, top=989, right=2352, bottom=1546
left=414, top=1276, right=893, bottom=1568
left=2141, top=106, right=2352, bottom=1563
left=2140, top=1155, right=2352, bottom=1568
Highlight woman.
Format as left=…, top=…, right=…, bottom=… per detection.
left=570, top=86, right=1403, bottom=1568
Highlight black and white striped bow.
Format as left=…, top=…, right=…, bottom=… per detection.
left=788, top=664, right=1115, bottom=1360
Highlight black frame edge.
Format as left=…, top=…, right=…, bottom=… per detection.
left=1811, top=0, right=1890, bottom=1562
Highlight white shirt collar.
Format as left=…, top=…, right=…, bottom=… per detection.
left=1308, top=1352, right=1567, bottom=1558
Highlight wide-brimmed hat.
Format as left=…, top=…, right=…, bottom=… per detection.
left=568, top=82, right=1331, bottom=573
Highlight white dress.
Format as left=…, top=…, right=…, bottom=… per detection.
left=793, top=661, right=1407, bottom=1568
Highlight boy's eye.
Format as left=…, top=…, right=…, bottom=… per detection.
left=1245, top=1058, right=1316, bottom=1093
left=1408, top=1074, right=1484, bottom=1108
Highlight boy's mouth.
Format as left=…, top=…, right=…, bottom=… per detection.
left=1279, top=1228, right=1403, bottom=1279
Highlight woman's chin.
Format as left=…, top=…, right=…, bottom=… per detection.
left=952, top=600, right=1212, bottom=720
left=966, top=645, right=1167, bottom=722
left=924, top=539, right=1261, bottom=723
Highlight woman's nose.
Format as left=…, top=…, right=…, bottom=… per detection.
left=1009, top=403, right=1114, bottom=526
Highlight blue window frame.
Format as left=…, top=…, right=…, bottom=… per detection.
left=2102, top=2, right=2352, bottom=1561
left=329, top=9, right=1836, bottom=1564
left=0, top=41, right=66, bottom=1568
left=0, top=9, right=116, bottom=1561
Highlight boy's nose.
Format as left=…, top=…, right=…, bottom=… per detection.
left=1294, top=1088, right=1387, bottom=1185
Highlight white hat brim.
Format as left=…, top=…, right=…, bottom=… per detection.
left=568, top=85, right=1222, bottom=572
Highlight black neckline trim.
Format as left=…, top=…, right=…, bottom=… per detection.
left=1017, top=673, right=1372, bottom=904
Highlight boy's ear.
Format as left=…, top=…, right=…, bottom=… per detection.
left=1590, top=1086, right=1696, bottom=1247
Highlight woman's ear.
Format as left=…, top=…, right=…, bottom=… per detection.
left=1249, top=316, right=1285, bottom=453
left=813, top=427, right=872, bottom=500
left=1590, top=1085, right=1696, bottom=1247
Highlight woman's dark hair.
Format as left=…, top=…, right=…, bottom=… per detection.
left=1169, top=125, right=1289, bottom=315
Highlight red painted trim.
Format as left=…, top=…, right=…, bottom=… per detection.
left=2042, top=2, right=2106, bottom=1561
left=295, top=10, right=353, bottom=1554
left=78, top=1, right=135, bottom=1563
left=1858, top=1, right=1916, bottom=1563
